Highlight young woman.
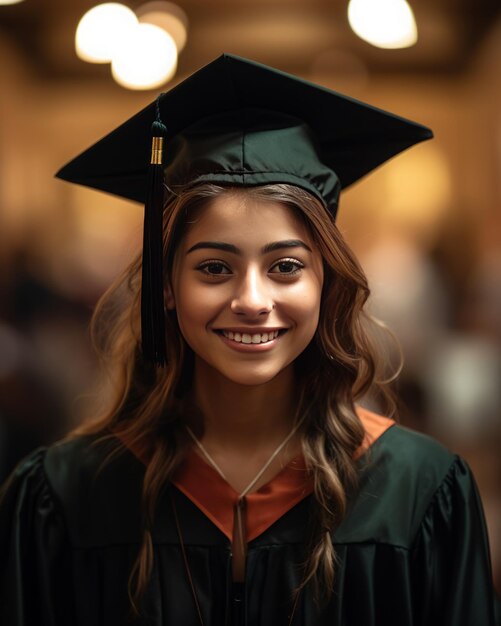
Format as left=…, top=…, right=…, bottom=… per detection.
left=0, top=54, right=498, bottom=626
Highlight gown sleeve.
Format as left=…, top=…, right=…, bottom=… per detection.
left=411, top=456, right=499, bottom=626
left=0, top=448, right=74, bottom=625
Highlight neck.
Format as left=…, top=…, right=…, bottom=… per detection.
left=188, top=359, right=298, bottom=454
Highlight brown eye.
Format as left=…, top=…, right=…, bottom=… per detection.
left=197, top=260, right=231, bottom=276
left=277, top=261, right=296, bottom=273
left=270, top=258, right=304, bottom=275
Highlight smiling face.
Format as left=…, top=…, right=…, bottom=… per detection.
left=166, top=191, right=324, bottom=387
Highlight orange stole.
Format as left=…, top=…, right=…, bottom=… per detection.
left=118, top=407, right=395, bottom=542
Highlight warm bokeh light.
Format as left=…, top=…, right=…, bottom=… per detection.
left=382, top=142, right=452, bottom=233
left=75, top=3, right=138, bottom=63
left=111, top=22, right=177, bottom=90
left=136, top=1, right=188, bottom=52
left=348, top=0, right=418, bottom=49
left=0, top=0, right=24, bottom=5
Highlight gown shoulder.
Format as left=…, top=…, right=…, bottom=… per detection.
left=42, top=433, right=144, bottom=547
left=335, top=422, right=459, bottom=546
left=0, top=433, right=145, bottom=554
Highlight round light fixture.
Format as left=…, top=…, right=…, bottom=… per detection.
left=75, top=3, right=138, bottom=63
left=348, top=0, right=418, bottom=49
left=111, top=22, right=178, bottom=90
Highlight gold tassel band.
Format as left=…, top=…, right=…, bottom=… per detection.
left=150, top=136, right=164, bottom=165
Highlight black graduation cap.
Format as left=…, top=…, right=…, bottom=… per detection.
left=56, top=53, right=433, bottom=365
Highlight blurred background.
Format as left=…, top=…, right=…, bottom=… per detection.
left=0, top=0, right=500, bottom=592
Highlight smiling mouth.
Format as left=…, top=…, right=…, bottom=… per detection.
left=215, top=329, right=285, bottom=344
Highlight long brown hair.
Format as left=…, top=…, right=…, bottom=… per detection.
left=72, top=183, right=398, bottom=612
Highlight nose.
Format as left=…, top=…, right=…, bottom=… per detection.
left=230, top=267, right=274, bottom=317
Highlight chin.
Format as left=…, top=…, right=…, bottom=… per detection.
left=221, top=366, right=286, bottom=387
left=198, top=357, right=294, bottom=388
left=224, top=372, right=282, bottom=387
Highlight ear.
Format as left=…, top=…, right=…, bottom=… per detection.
left=164, top=283, right=176, bottom=310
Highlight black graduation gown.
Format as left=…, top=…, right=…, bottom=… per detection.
left=0, top=424, right=498, bottom=626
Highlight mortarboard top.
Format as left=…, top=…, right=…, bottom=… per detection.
left=55, top=53, right=433, bottom=365
left=56, top=53, right=433, bottom=217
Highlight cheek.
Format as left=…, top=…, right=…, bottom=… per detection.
left=286, top=276, right=323, bottom=318
left=174, top=281, right=225, bottom=334
left=176, top=288, right=201, bottom=326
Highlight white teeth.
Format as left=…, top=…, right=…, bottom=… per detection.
left=221, top=330, right=282, bottom=344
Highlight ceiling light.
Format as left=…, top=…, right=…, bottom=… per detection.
left=111, top=22, right=177, bottom=90
left=75, top=3, right=138, bottom=63
left=348, top=0, right=418, bottom=49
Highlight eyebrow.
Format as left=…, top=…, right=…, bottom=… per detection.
left=186, top=239, right=312, bottom=255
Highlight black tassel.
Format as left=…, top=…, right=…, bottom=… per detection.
left=141, top=97, right=167, bottom=366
